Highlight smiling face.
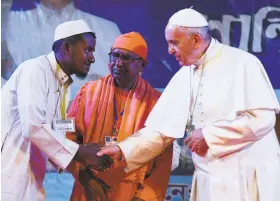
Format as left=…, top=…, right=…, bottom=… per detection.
left=165, top=24, right=203, bottom=66
left=68, top=33, right=96, bottom=78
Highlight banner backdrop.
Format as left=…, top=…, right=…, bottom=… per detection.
left=75, top=0, right=280, bottom=89
left=7, top=0, right=280, bottom=89
left=2, top=0, right=280, bottom=200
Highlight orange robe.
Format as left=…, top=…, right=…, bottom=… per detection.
left=67, top=75, right=172, bottom=201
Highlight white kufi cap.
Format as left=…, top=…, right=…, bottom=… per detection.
left=168, top=8, right=208, bottom=27
left=54, top=20, right=93, bottom=42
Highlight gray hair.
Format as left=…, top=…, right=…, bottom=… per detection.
left=180, top=26, right=211, bottom=42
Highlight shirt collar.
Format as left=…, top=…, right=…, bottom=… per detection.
left=193, top=38, right=219, bottom=69
left=47, top=52, right=71, bottom=86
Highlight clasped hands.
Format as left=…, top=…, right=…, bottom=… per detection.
left=74, top=128, right=210, bottom=171
left=74, top=143, right=132, bottom=201
left=74, top=143, right=114, bottom=172
left=94, top=129, right=211, bottom=160
left=184, top=128, right=209, bottom=157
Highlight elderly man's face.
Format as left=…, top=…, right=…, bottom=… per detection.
left=108, top=48, right=144, bottom=83
left=165, top=24, right=200, bottom=66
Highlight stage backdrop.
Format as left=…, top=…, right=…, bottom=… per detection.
left=2, top=0, right=280, bottom=200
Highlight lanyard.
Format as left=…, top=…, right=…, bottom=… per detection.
left=112, top=94, right=124, bottom=136
left=56, top=65, right=68, bottom=120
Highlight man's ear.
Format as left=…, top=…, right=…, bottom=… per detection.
left=193, top=34, right=202, bottom=49
left=141, top=61, right=148, bottom=68
left=139, top=62, right=146, bottom=75
left=62, top=41, right=72, bottom=56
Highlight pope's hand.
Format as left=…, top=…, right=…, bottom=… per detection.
left=74, top=143, right=114, bottom=171
left=97, top=145, right=123, bottom=160
left=184, top=128, right=209, bottom=157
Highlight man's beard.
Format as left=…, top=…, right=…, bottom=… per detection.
left=75, top=71, right=88, bottom=79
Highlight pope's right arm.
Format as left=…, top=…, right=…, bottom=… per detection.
left=98, top=127, right=175, bottom=172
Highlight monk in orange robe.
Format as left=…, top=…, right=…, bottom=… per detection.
left=67, top=32, right=173, bottom=201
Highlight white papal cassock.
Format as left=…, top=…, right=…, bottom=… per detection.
left=118, top=38, right=280, bottom=201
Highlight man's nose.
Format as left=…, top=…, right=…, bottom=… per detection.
left=168, top=46, right=175, bottom=55
left=89, top=57, right=95, bottom=64
left=88, top=53, right=95, bottom=64
left=115, top=57, right=124, bottom=67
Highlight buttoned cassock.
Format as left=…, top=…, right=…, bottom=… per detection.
left=116, top=39, right=280, bottom=201
left=1, top=52, right=79, bottom=201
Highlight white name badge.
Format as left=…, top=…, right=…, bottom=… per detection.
left=52, top=118, right=75, bottom=132
left=105, top=136, right=118, bottom=146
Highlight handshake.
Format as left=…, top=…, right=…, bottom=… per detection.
left=73, top=143, right=114, bottom=172
left=72, top=143, right=121, bottom=201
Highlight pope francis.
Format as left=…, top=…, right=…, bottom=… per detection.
left=98, top=8, right=280, bottom=201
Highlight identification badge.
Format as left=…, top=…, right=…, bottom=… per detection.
left=52, top=118, right=75, bottom=132
left=105, top=136, right=118, bottom=146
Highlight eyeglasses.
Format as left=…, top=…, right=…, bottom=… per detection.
left=108, top=52, right=141, bottom=63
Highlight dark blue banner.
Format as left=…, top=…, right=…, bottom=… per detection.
left=9, top=0, right=280, bottom=89
left=78, top=0, right=280, bottom=89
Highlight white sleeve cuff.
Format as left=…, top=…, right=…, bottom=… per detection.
left=30, top=124, right=79, bottom=170
left=118, top=127, right=172, bottom=172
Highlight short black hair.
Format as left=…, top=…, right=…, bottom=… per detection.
left=52, top=32, right=96, bottom=53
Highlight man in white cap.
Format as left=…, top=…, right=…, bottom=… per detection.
left=1, top=19, right=113, bottom=201
left=97, top=8, right=280, bottom=201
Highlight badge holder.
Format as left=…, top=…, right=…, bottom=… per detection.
left=104, top=136, right=118, bottom=146
left=52, top=117, right=75, bottom=132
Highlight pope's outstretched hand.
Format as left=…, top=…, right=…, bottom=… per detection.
left=97, top=145, right=123, bottom=160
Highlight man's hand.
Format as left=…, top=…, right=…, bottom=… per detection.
left=184, top=128, right=209, bottom=157
left=97, top=145, right=123, bottom=160
left=74, top=143, right=114, bottom=171
left=79, top=167, right=109, bottom=201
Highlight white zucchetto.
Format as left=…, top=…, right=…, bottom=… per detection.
left=168, top=8, right=208, bottom=27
